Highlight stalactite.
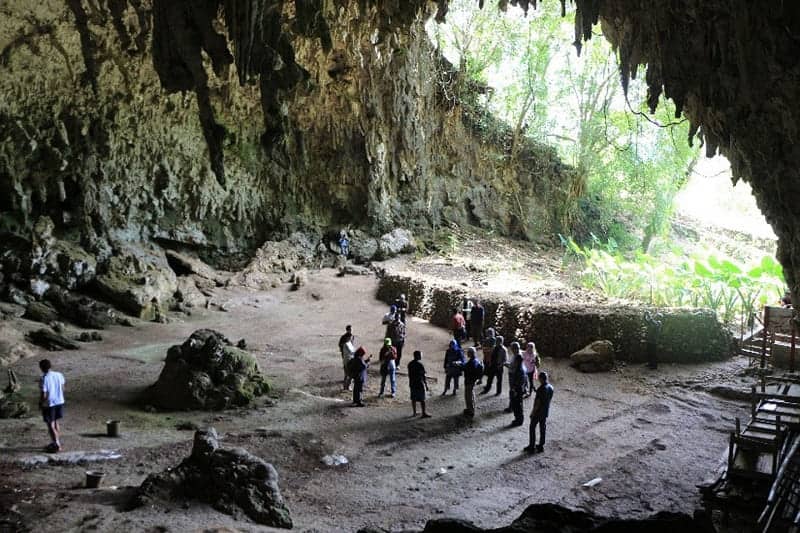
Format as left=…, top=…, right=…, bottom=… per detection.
left=65, top=0, right=98, bottom=92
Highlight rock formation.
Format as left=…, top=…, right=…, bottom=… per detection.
left=0, top=1, right=578, bottom=293
left=419, top=502, right=714, bottom=533
left=570, top=340, right=615, bottom=373
left=147, top=329, right=269, bottom=410
left=0, top=369, right=29, bottom=419
left=134, top=427, right=292, bottom=528
left=2, top=1, right=797, bottom=342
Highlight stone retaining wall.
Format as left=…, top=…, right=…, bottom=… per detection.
left=377, top=273, right=734, bottom=363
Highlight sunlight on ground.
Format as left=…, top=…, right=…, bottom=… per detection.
left=676, top=156, right=776, bottom=240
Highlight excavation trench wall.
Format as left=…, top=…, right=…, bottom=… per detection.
left=377, top=273, right=734, bottom=363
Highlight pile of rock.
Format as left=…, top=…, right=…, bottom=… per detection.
left=133, top=428, right=292, bottom=528
left=570, top=340, right=615, bottom=373
left=147, top=329, right=269, bottom=410
left=420, top=502, right=714, bottom=532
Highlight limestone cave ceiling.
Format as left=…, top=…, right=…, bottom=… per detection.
left=7, top=1, right=800, bottom=295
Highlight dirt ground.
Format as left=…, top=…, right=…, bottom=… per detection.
left=0, top=267, right=753, bottom=532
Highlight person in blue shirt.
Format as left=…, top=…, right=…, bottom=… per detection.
left=462, top=347, right=484, bottom=418
left=338, top=230, right=349, bottom=258
left=442, top=339, right=465, bottom=396
left=525, top=371, right=554, bottom=454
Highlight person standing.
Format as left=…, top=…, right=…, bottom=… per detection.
left=470, top=300, right=485, bottom=346
left=338, top=230, right=350, bottom=258
left=394, top=294, right=409, bottom=323
left=408, top=351, right=431, bottom=418
left=451, top=308, right=466, bottom=342
left=506, top=342, right=526, bottom=426
left=522, top=341, right=539, bottom=397
left=39, top=359, right=65, bottom=452
left=481, top=335, right=507, bottom=396
left=378, top=339, right=397, bottom=398
left=478, top=327, right=496, bottom=386
left=442, top=339, right=466, bottom=396
left=349, top=347, right=371, bottom=407
left=390, top=317, right=407, bottom=367
left=462, top=347, right=484, bottom=418
left=338, top=325, right=356, bottom=391
left=525, top=371, right=554, bottom=454
left=383, top=305, right=398, bottom=338
left=462, top=298, right=473, bottom=341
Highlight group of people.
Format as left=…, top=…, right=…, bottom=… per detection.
left=337, top=296, right=554, bottom=454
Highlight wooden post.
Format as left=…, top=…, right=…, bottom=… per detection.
left=735, top=417, right=741, bottom=436
left=751, top=386, right=757, bottom=418
left=791, top=318, right=796, bottom=372
left=728, top=433, right=735, bottom=472
left=761, top=306, right=770, bottom=369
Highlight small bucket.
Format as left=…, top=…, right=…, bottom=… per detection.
left=106, top=420, right=120, bottom=437
left=85, top=471, right=105, bottom=489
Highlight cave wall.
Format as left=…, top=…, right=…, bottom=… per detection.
left=0, top=0, right=578, bottom=264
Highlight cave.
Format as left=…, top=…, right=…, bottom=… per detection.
left=1, top=1, right=799, bottom=531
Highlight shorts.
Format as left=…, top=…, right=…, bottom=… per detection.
left=410, top=386, right=426, bottom=402
left=42, top=404, right=64, bottom=423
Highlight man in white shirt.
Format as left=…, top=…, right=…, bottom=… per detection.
left=39, top=359, right=66, bottom=452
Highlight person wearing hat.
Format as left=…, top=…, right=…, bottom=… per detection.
left=408, top=350, right=431, bottom=418
left=378, top=338, right=398, bottom=398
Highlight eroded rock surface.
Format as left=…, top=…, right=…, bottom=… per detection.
left=420, top=502, right=714, bottom=533
left=134, top=428, right=292, bottom=529
left=147, top=329, right=269, bottom=410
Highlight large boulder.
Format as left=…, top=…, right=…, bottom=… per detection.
left=94, top=244, right=177, bottom=320
left=148, top=329, right=269, bottom=410
left=134, top=428, right=292, bottom=528
left=23, top=301, right=59, bottom=325
left=27, top=328, right=80, bottom=351
left=570, top=340, right=615, bottom=373
left=377, top=228, right=416, bottom=258
left=45, top=285, right=116, bottom=329
left=347, top=229, right=379, bottom=264
left=174, top=277, right=208, bottom=309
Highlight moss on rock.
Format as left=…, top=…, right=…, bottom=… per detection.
left=147, top=329, right=269, bottom=411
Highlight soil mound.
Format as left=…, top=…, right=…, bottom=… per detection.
left=133, top=428, right=292, bottom=528
left=147, top=329, right=268, bottom=410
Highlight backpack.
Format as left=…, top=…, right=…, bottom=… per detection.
left=347, top=357, right=362, bottom=379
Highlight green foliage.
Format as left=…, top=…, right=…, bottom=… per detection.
left=429, top=2, right=701, bottom=249
left=561, top=236, right=786, bottom=325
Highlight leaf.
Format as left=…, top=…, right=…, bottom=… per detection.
left=694, top=260, right=713, bottom=278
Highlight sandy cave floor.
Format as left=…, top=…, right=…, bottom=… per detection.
left=0, top=268, right=754, bottom=532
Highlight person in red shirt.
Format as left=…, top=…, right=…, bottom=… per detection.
left=451, top=308, right=466, bottom=342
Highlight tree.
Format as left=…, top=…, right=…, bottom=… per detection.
left=428, top=2, right=701, bottom=250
